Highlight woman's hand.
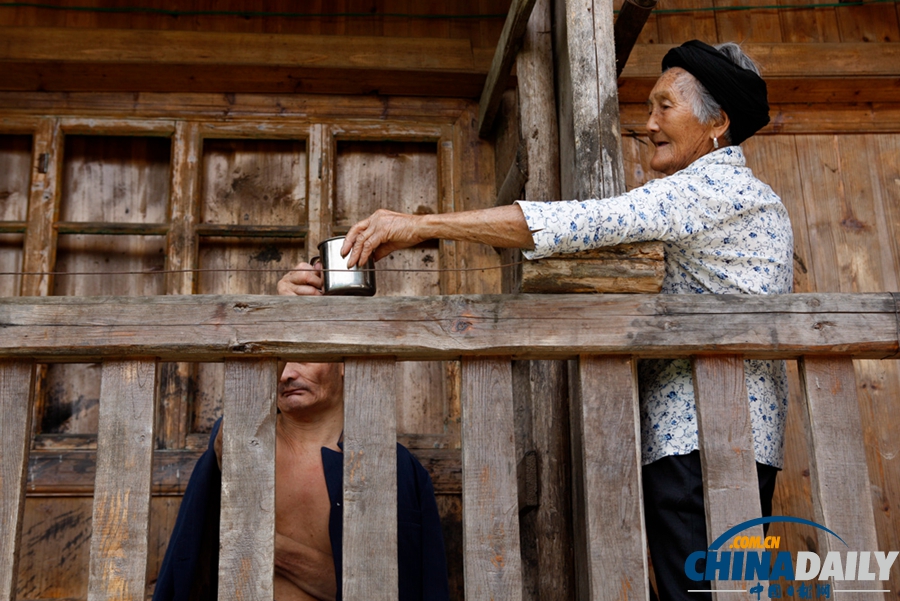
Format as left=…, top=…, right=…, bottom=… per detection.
left=277, top=261, right=324, bottom=296
left=341, top=209, right=427, bottom=267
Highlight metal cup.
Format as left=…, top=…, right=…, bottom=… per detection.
left=310, top=236, right=376, bottom=296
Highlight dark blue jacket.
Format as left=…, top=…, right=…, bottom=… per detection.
left=153, top=419, right=449, bottom=601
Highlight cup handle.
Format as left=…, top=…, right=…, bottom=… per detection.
left=309, top=256, right=321, bottom=267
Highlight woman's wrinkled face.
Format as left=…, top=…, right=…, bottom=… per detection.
left=646, top=68, right=718, bottom=176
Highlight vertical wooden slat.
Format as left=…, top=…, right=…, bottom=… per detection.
left=307, top=123, right=333, bottom=256
left=87, top=359, right=159, bottom=601
left=21, top=117, right=62, bottom=297
left=692, top=355, right=765, bottom=600
left=218, top=358, right=278, bottom=601
left=799, top=356, right=886, bottom=599
left=461, top=357, right=523, bottom=601
left=160, top=120, right=202, bottom=450
left=554, top=0, right=625, bottom=202
left=0, top=360, right=35, bottom=601
left=569, top=355, right=649, bottom=601
left=342, top=358, right=399, bottom=601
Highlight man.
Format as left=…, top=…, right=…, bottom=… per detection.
left=153, top=261, right=449, bottom=601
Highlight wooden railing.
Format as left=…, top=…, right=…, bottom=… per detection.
left=1, top=293, right=898, bottom=601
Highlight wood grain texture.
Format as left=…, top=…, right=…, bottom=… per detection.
left=692, top=355, right=765, bottom=600
left=0, top=27, right=488, bottom=73
left=555, top=0, right=626, bottom=201
left=342, top=358, right=399, bottom=601
left=569, top=355, right=649, bottom=601
left=87, top=359, right=159, bottom=601
left=461, top=357, right=523, bottom=601
left=218, top=359, right=278, bottom=601
left=0, top=293, right=897, bottom=361
left=20, top=117, right=61, bottom=297
left=798, top=357, right=885, bottom=597
left=519, top=242, right=665, bottom=293
left=0, top=361, right=34, bottom=601
left=477, top=0, right=539, bottom=136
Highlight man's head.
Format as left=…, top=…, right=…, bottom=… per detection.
left=277, top=362, right=344, bottom=418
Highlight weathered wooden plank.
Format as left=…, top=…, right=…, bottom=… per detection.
left=461, top=357, right=523, bottom=601
left=520, top=242, right=665, bottom=293
left=614, top=0, right=658, bottom=77
left=569, top=355, right=649, bottom=601
left=87, top=359, right=158, bottom=601
left=24, top=447, right=462, bottom=496
left=218, top=359, right=278, bottom=601
left=58, top=117, right=176, bottom=136
left=0, top=27, right=486, bottom=73
left=0, top=293, right=896, bottom=361
left=477, top=0, right=539, bottom=136
left=20, top=117, right=61, bottom=297
left=0, top=360, right=34, bottom=601
left=692, top=355, right=765, bottom=600
left=342, top=358, right=399, bottom=601
left=555, top=0, right=626, bottom=201
left=798, top=357, right=885, bottom=597
left=307, top=123, right=332, bottom=255
left=0, top=92, right=472, bottom=123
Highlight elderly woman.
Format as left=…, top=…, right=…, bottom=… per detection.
left=339, top=40, right=792, bottom=601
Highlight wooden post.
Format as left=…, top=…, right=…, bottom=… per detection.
left=21, top=117, right=62, bottom=298
left=0, top=361, right=35, bottom=601
left=569, top=355, right=649, bottom=601
left=554, top=0, right=625, bottom=201
left=87, top=359, right=159, bottom=601
left=461, top=357, right=524, bottom=601
left=307, top=124, right=334, bottom=257
left=218, top=359, right=278, bottom=601
left=477, top=0, right=540, bottom=137
left=159, top=120, right=202, bottom=450
left=693, top=355, right=765, bottom=601
left=614, top=0, right=659, bottom=78
left=342, top=358, right=399, bottom=601
left=799, top=356, right=886, bottom=599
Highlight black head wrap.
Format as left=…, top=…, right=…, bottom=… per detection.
left=661, top=40, right=769, bottom=146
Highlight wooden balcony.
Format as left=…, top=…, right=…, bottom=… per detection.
left=1, top=292, right=898, bottom=601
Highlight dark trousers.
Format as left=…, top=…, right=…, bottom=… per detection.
left=642, top=451, right=778, bottom=601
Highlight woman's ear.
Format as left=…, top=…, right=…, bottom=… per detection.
left=713, top=109, right=731, bottom=141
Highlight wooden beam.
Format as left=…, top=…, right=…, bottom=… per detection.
left=799, top=357, right=886, bottom=597
left=342, top=358, right=399, bottom=601
left=0, top=361, right=34, bottom=601
left=461, top=357, right=523, bottom=600
left=555, top=0, right=625, bottom=201
left=0, top=293, right=897, bottom=361
left=0, top=27, right=491, bottom=97
left=477, top=0, right=539, bottom=137
left=692, top=355, right=765, bottom=601
left=87, top=359, right=159, bottom=601
left=494, top=138, right=528, bottom=208
left=569, top=356, right=649, bottom=601
left=25, top=447, right=462, bottom=497
left=519, top=242, right=664, bottom=293
left=218, top=359, right=278, bottom=601
left=0, top=27, right=483, bottom=72
left=614, top=0, right=658, bottom=78
left=20, top=118, right=61, bottom=297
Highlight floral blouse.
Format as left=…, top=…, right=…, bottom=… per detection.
left=516, top=146, right=793, bottom=468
